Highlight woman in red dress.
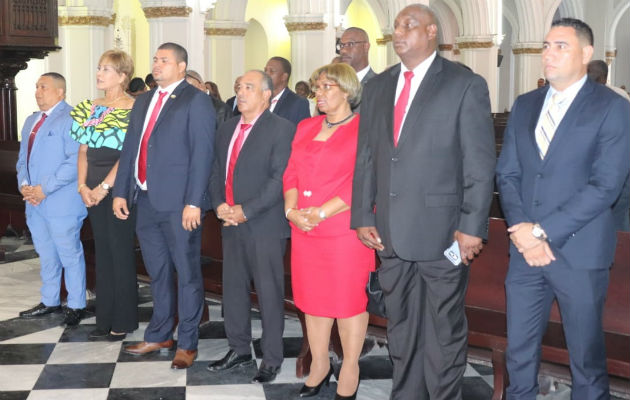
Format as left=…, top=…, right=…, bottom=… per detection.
left=283, top=63, right=375, bottom=400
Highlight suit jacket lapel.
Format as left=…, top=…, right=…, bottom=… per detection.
left=273, top=90, right=289, bottom=114
left=542, top=79, right=594, bottom=164
left=396, top=56, right=443, bottom=149
left=151, top=80, right=188, bottom=134
left=383, top=65, right=399, bottom=148
left=529, top=87, right=548, bottom=154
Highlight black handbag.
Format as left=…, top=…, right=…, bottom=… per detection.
left=366, top=270, right=386, bottom=318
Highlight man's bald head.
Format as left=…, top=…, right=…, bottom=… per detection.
left=393, top=3, right=438, bottom=69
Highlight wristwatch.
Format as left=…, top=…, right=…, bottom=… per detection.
left=531, top=223, right=547, bottom=240
left=318, top=208, right=326, bottom=220
left=100, top=182, right=111, bottom=191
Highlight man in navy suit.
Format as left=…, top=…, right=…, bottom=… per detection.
left=264, top=56, right=311, bottom=125
left=113, top=42, right=215, bottom=369
left=16, top=73, right=87, bottom=326
left=496, top=18, right=630, bottom=399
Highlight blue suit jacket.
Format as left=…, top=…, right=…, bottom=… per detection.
left=113, top=81, right=216, bottom=212
left=272, top=88, right=311, bottom=126
left=16, top=101, right=86, bottom=218
left=496, top=78, right=630, bottom=269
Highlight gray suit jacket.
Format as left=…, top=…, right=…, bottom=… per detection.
left=351, top=56, right=496, bottom=261
left=209, top=110, right=296, bottom=238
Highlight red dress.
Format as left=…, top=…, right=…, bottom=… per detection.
left=283, top=115, right=375, bottom=318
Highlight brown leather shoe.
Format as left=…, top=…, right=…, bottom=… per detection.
left=171, top=348, right=198, bottom=369
left=123, top=340, right=174, bottom=356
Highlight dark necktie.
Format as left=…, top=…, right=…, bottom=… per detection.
left=27, top=113, right=47, bottom=164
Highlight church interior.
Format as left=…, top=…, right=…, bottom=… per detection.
left=0, top=0, right=628, bottom=399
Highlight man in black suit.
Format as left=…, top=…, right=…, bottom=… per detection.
left=225, top=76, right=241, bottom=119
left=351, top=5, right=495, bottom=400
left=112, top=42, right=215, bottom=369
left=264, top=56, right=311, bottom=124
left=339, top=27, right=376, bottom=85
left=207, top=70, right=295, bottom=383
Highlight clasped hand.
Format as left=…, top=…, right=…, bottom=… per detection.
left=217, top=203, right=246, bottom=226
left=287, top=207, right=323, bottom=232
left=508, top=222, right=556, bottom=267
left=20, top=185, right=45, bottom=206
left=79, top=185, right=108, bottom=207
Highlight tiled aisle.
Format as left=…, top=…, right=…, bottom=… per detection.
left=0, top=258, right=620, bottom=400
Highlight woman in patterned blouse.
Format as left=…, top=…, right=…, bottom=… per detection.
left=70, top=50, right=138, bottom=341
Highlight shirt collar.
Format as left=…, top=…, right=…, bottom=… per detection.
left=356, top=65, right=371, bottom=81
left=400, top=51, right=437, bottom=76
left=41, top=100, right=62, bottom=116
left=271, top=88, right=286, bottom=103
left=547, top=74, right=587, bottom=104
left=157, top=78, right=185, bottom=96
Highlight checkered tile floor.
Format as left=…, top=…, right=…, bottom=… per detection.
left=0, top=259, right=622, bottom=399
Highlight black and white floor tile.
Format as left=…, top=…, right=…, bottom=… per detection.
left=0, top=258, right=622, bottom=399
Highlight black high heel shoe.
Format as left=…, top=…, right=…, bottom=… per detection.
left=299, top=363, right=334, bottom=397
left=334, top=379, right=360, bottom=400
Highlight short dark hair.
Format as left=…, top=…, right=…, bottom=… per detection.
left=270, top=56, right=292, bottom=80
left=129, top=77, right=146, bottom=92
left=41, top=72, right=66, bottom=92
left=587, top=60, right=608, bottom=84
left=158, top=42, right=188, bottom=66
left=551, top=18, right=593, bottom=46
left=145, top=73, right=155, bottom=85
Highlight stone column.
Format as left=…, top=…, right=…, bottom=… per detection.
left=605, top=48, right=617, bottom=84
left=50, top=6, right=115, bottom=104
left=456, top=35, right=499, bottom=112
left=140, top=4, right=207, bottom=71
left=284, top=15, right=336, bottom=87
left=511, top=43, right=543, bottom=98
left=438, top=44, right=456, bottom=61
left=376, top=30, right=397, bottom=67
left=204, top=20, right=248, bottom=98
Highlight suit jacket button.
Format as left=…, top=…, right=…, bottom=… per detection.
left=391, top=157, right=398, bottom=162
left=389, top=192, right=397, bottom=197
left=536, top=173, right=542, bottom=178
left=533, top=200, right=540, bottom=206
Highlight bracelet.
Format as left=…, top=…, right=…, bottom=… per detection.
left=77, top=183, right=87, bottom=193
left=285, top=208, right=294, bottom=219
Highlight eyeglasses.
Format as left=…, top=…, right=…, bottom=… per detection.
left=336, top=41, right=367, bottom=51
left=312, top=83, right=339, bottom=93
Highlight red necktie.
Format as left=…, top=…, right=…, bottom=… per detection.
left=393, top=71, right=414, bottom=147
left=225, top=123, right=251, bottom=205
left=27, top=113, right=47, bottom=163
left=138, top=91, right=168, bottom=184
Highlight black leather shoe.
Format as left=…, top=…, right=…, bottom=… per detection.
left=19, top=303, right=61, bottom=318
left=88, top=328, right=110, bottom=340
left=252, top=362, right=280, bottom=383
left=299, top=363, right=334, bottom=397
left=207, top=349, right=253, bottom=371
left=62, top=308, right=85, bottom=326
left=106, top=332, right=127, bottom=342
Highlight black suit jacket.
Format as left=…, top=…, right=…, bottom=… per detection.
left=225, top=96, right=240, bottom=119
left=361, top=67, right=377, bottom=85
left=114, top=81, right=215, bottom=212
left=272, top=88, right=311, bottom=125
left=351, top=56, right=496, bottom=261
left=209, top=110, right=296, bottom=238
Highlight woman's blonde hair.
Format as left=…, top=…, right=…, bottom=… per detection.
left=98, top=49, right=134, bottom=90
left=310, top=63, right=362, bottom=108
